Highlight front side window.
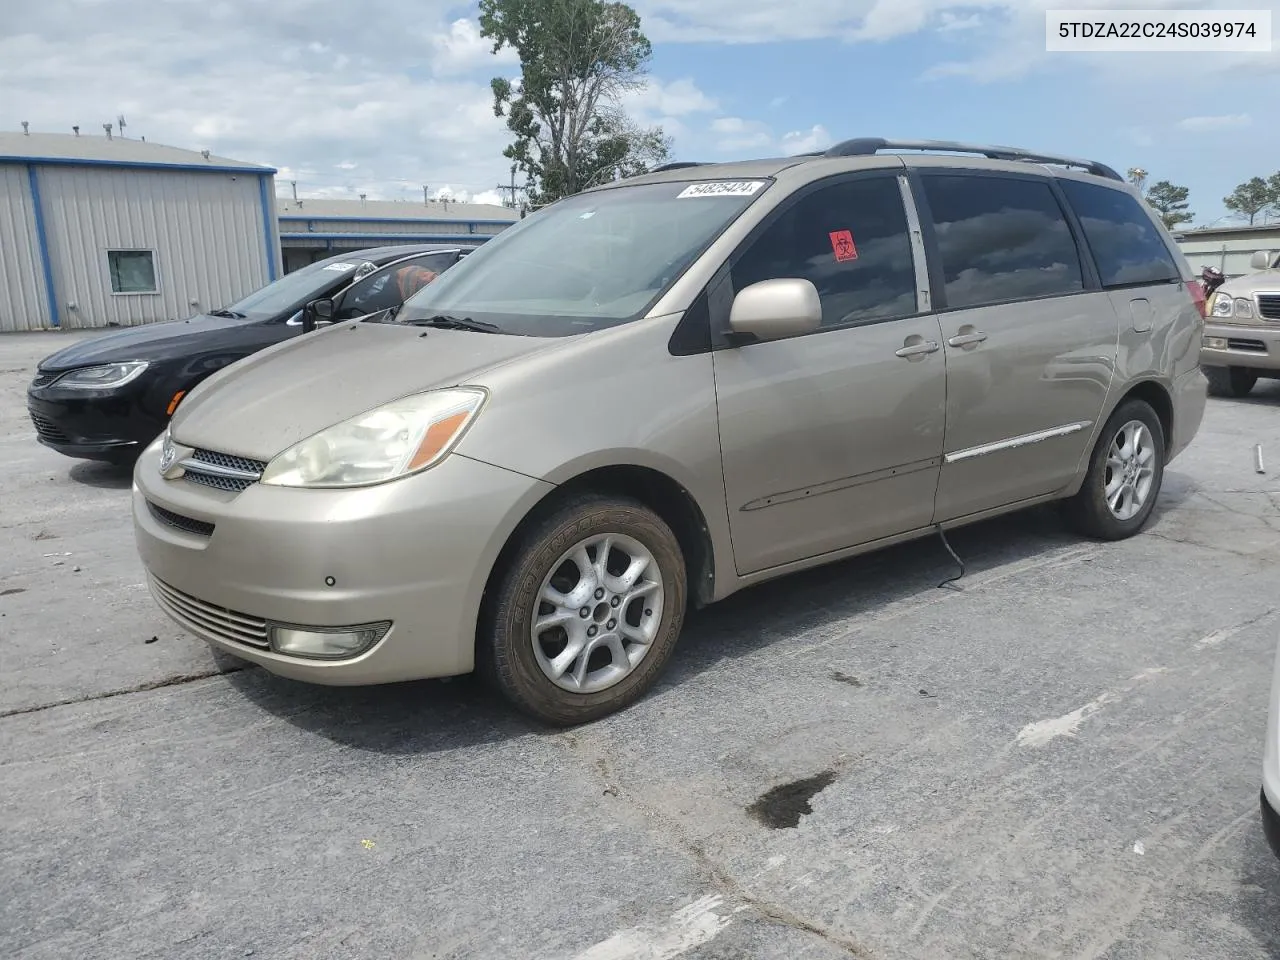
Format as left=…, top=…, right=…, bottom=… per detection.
left=107, top=250, right=157, bottom=294
left=731, top=176, right=917, bottom=327
left=338, top=252, right=456, bottom=319
left=922, top=175, right=1084, bottom=310
left=1058, top=180, right=1181, bottom=288
left=397, top=180, right=771, bottom=337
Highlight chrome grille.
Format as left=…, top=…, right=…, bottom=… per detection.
left=30, top=371, right=60, bottom=388
left=181, top=448, right=267, bottom=493
left=191, top=449, right=268, bottom=474
left=146, top=501, right=215, bottom=537
left=1256, top=293, right=1280, bottom=321
left=149, top=577, right=270, bottom=649
left=28, top=409, right=69, bottom=444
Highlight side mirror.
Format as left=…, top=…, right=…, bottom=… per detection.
left=301, top=298, right=335, bottom=333
left=728, top=278, right=822, bottom=343
left=1251, top=250, right=1274, bottom=272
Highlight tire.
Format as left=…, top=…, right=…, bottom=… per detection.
left=1204, top=365, right=1257, bottom=398
left=1064, top=399, right=1165, bottom=541
left=480, top=493, right=687, bottom=726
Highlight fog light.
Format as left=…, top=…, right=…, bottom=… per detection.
left=1203, top=336, right=1228, bottom=350
left=268, top=622, right=390, bottom=659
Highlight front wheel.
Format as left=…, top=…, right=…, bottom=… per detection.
left=1204, top=365, right=1257, bottom=398
left=1064, top=399, right=1165, bottom=541
left=480, top=494, right=687, bottom=726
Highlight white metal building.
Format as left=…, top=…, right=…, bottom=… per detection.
left=0, top=130, right=279, bottom=331
left=275, top=197, right=519, bottom=273
left=1174, top=223, right=1280, bottom=278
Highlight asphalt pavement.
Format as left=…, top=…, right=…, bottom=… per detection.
left=4, top=329, right=1280, bottom=959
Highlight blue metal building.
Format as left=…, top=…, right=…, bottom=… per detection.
left=0, top=129, right=279, bottom=331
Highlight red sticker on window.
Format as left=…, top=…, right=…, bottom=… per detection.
left=829, top=230, right=858, bottom=262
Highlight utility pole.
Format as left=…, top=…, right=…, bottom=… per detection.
left=291, top=180, right=298, bottom=203
left=495, top=164, right=522, bottom=208
left=423, top=184, right=429, bottom=205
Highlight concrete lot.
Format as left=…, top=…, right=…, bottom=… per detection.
left=3, top=329, right=1280, bottom=960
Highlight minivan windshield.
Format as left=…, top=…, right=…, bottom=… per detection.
left=221, top=258, right=370, bottom=320
left=396, top=179, right=771, bottom=336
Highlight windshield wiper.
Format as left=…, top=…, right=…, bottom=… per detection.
left=405, top=314, right=501, bottom=333
left=208, top=308, right=247, bottom=319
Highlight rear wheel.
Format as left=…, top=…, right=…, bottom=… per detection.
left=1204, top=365, right=1257, bottom=398
left=480, top=494, right=687, bottom=726
left=1064, top=399, right=1165, bottom=541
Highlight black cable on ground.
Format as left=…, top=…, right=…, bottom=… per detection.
left=936, top=524, right=965, bottom=590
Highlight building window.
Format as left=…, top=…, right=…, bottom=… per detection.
left=107, top=250, right=158, bottom=294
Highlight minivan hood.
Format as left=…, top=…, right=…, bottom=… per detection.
left=170, top=320, right=558, bottom=459
left=1221, top=269, right=1280, bottom=298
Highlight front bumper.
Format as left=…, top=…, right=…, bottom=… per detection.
left=132, top=438, right=553, bottom=684
left=27, top=387, right=164, bottom=462
left=1200, top=321, right=1280, bottom=373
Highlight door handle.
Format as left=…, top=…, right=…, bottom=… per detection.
left=895, top=339, right=940, bottom=359
left=948, top=330, right=988, bottom=348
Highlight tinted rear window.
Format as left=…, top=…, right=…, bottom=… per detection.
left=1059, top=180, right=1180, bottom=288
left=921, top=174, right=1084, bottom=310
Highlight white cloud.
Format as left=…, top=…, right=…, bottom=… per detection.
left=1, top=5, right=525, bottom=203
left=428, top=17, right=518, bottom=75
left=710, top=117, right=774, bottom=152
left=780, top=124, right=833, bottom=155
left=1178, top=113, right=1252, bottom=131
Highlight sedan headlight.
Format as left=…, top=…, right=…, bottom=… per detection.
left=1209, top=293, right=1234, bottom=318
left=260, top=387, right=486, bottom=488
left=58, top=361, right=149, bottom=389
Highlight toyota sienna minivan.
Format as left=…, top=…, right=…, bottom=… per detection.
left=132, top=138, right=1207, bottom=726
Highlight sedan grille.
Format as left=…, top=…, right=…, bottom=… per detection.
left=149, top=576, right=270, bottom=649
left=28, top=408, right=69, bottom=444
left=146, top=501, right=215, bottom=537
left=181, top=448, right=268, bottom=493
left=1256, top=294, right=1280, bottom=321
left=30, top=371, right=60, bottom=388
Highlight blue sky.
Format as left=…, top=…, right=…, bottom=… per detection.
left=4, top=0, right=1277, bottom=224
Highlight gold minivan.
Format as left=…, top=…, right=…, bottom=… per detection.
left=132, top=139, right=1208, bottom=725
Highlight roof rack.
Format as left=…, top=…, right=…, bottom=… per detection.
left=649, top=161, right=707, bottom=173
left=819, top=138, right=1124, bottom=182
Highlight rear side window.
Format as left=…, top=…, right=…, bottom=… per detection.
left=731, top=176, right=917, bottom=327
left=921, top=174, right=1084, bottom=310
left=1059, top=180, right=1181, bottom=288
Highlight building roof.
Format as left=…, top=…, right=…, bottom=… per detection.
left=0, top=131, right=275, bottom=173
left=276, top=197, right=519, bottom=224
left=1174, top=223, right=1280, bottom=240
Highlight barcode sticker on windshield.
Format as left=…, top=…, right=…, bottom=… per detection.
left=323, top=262, right=357, bottom=272
left=677, top=181, right=766, bottom=199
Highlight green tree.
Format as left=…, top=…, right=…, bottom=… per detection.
left=1224, top=176, right=1275, bottom=225
left=1144, top=180, right=1194, bottom=230
left=479, top=0, right=671, bottom=206
left=1126, top=167, right=1148, bottom=194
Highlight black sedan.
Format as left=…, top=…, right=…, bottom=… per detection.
left=27, top=244, right=470, bottom=465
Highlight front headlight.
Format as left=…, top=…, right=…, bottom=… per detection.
left=58, top=361, right=149, bottom=389
left=1234, top=298, right=1255, bottom=319
left=1209, top=293, right=1234, bottom=318
left=260, top=387, right=487, bottom=488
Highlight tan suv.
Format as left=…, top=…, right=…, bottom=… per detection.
left=1201, top=250, right=1280, bottom=397
left=131, top=138, right=1207, bottom=725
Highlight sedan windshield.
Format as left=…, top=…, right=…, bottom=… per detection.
left=396, top=179, right=772, bottom=336
left=223, top=258, right=371, bottom=320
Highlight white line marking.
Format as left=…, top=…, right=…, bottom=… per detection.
left=571, top=894, right=735, bottom=960
left=1015, top=668, right=1166, bottom=748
